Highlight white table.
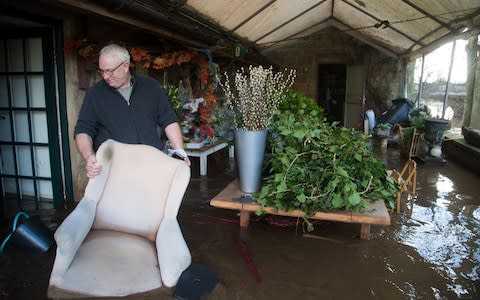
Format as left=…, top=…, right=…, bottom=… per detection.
left=185, top=142, right=228, bottom=176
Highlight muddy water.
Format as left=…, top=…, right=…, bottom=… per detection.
left=1, top=148, right=479, bottom=299
left=181, top=148, right=479, bottom=300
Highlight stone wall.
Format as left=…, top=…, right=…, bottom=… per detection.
left=261, top=27, right=406, bottom=115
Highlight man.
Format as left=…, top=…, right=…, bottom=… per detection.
left=74, top=43, right=190, bottom=178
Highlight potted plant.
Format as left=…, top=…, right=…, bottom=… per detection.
left=397, top=104, right=432, bottom=157
left=218, top=65, right=296, bottom=193
left=408, top=104, right=431, bottom=132
left=375, top=122, right=393, bottom=137
left=405, top=104, right=451, bottom=159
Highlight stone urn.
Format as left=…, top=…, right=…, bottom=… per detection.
left=424, top=118, right=448, bottom=157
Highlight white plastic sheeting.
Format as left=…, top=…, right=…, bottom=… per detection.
left=187, top=0, right=480, bottom=57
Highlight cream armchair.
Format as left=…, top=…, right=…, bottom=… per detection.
left=48, top=140, right=191, bottom=298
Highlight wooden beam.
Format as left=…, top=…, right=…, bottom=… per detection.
left=55, top=0, right=210, bottom=48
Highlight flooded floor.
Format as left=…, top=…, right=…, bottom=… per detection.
left=1, top=144, right=479, bottom=299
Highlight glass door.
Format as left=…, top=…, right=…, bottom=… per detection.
left=0, top=30, right=63, bottom=214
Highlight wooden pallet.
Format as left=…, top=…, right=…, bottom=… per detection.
left=210, top=180, right=391, bottom=240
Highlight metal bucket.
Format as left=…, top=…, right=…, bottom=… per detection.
left=0, top=211, right=55, bottom=254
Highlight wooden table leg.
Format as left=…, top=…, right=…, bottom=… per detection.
left=360, top=224, right=371, bottom=240
left=239, top=210, right=250, bottom=227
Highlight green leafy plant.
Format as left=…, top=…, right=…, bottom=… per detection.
left=377, top=123, right=392, bottom=130
left=211, top=103, right=235, bottom=145
left=278, top=89, right=324, bottom=116
left=408, top=104, right=431, bottom=131
left=375, top=122, right=393, bottom=137
left=398, top=104, right=432, bottom=152
left=161, top=84, right=183, bottom=116
left=255, top=93, right=398, bottom=230
left=399, top=126, right=415, bottom=146
left=269, top=89, right=325, bottom=148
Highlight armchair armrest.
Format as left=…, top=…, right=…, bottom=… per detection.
left=49, top=197, right=97, bottom=286
left=49, top=153, right=111, bottom=287
left=156, top=218, right=191, bottom=287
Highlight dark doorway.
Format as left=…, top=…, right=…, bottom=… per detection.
left=318, top=64, right=346, bottom=123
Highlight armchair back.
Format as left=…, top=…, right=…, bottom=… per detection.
left=92, top=140, right=190, bottom=241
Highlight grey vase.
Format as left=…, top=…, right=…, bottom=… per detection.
left=234, top=129, right=267, bottom=193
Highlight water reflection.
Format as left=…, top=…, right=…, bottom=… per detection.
left=435, top=174, right=454, bottom=208
left=472, top=207, right=480, bottom=222
left=397, top=172, right=479, bottom=297
left=436, top=174, right=454, bottom=194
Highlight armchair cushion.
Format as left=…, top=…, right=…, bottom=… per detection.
left=56, top=230, right=161, bottom=296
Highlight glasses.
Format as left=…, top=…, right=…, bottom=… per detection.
left=97, top=60, right=128, bottom=76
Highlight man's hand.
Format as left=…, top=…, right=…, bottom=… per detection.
left=86, top=154, right=102, bottom=178
left=164, top=123, right=190, bottom=166
left=75, top=133, right=102, bottom=178
left=168, top=148, right=191, bottom=166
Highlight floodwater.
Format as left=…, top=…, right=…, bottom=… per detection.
left=0, top=144, right=479, bottom=299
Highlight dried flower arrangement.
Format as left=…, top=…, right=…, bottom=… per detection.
left=218, top=66, right=296, bottom=131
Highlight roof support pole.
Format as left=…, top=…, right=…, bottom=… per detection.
left=442, top=40, right=456, bottom=119
left=416, top=54, right=425, bottom=106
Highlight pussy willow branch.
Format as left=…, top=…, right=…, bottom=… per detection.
left=218, top=65, right=296, bottom=130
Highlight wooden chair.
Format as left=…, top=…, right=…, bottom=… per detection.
left=389, top=159, right=417, bottom=213
left=409, top=128, right=422, bottom=159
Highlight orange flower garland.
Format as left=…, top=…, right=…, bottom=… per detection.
left=196, top=57, right=217, bottom=126
left=198, top=58, right=210, bottom=85
left=130, top=47, right=151, bottom=68
left=130, top=48, right=197, bottom=69
left=200, top=83, right=217, bottom=124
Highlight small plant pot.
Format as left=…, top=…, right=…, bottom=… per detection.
left=376, top=128, right=391, bottom=137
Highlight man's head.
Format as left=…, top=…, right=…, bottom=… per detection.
left=98, top=44, right=131, bottom=89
